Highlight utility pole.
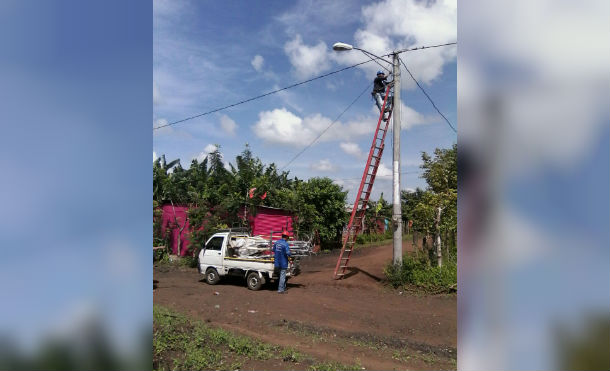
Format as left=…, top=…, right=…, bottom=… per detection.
left=392, top=52, right=402, bottom=266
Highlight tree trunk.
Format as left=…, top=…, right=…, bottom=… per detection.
left=435, top=206, right=443, bottom=268
left=170, top=200, right=188, bottom=257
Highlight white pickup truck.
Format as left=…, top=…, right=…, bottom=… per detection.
left=197, top=231, right=301, bottom=290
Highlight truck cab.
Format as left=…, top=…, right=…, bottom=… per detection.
left=198, top=231, right=299, bottom=290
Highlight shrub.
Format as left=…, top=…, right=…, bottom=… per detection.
left=355, top=231, right=392, bottom=245
left=384, top=254, right=456, bottom=293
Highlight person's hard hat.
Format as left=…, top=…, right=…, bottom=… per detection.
left=377, top=70, right=385, bottom=75
left=281, top=229, right=289, bottom=237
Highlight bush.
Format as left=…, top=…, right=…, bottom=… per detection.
left=153, top=247, right=168, bottom=262
left=384, top=254, right=456, bottom=293
left=355, top=231, right=393, bottom=245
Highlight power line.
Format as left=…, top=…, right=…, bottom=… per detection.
left=399, top=57, right=457, bottom=133
left=279, top=81, right=373, bottom=171
left=357, top=48, right=392, bottom=73
left=394, top=42, right=457, bottom=54
left=154, top=59, right=376, bottom=130
left=153, top=41, right=456, bottom=130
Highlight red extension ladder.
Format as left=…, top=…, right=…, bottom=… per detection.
left=333, top=84, right=394, bottom=279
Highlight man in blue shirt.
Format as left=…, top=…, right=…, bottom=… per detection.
left=273, top=231, right=291, bottom=294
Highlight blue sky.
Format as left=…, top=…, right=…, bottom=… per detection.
left=153, top=0, right=457, bottom=200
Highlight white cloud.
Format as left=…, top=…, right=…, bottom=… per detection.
left=311, top=159, right=337, bottom=172
left=153, top=151, right=158, bottom=162
left=369, top=102, right=439, bottom=130
left=333, top=0, right=456, bottom=89
left=284, top=34, right=331, bottom=79
left=219, top=115, right=237, bottom=136
left=195, top=144, right=218, bottom=162
left=252, top=108, right=307, bottom=145
left=332, top=178, right=360, bottom=195
left=251, top=55, right=264, bottom=72
left=340, top=142, right=366, bottom=158
left=252, top=108, right=378, bottom=146
left=377, top=163, right=392, bottom=177
left=399, top=102, right=440, bottom=129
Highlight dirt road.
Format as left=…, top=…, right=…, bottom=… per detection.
left=153, top=242, right=456, bottom=370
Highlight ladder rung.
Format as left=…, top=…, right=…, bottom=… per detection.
left=339, top=265, right=347, bottom=269
left=343, top=249, right=352, bottom=252
left=335, top=273, right=345, bottom=277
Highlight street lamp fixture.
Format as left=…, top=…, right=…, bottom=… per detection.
left=332, top=42, right=354, bottom=51
left=332, top=42, right=392, bottom=66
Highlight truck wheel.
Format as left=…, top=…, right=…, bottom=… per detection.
left=205, top=268, right=220, bottom=285
left=246, top=272, right=263, bottom=291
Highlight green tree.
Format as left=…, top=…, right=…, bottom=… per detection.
left=414, top=144, right=457, bottom=267
left=421, top=144, right=457, bottom=194
left=401, top=187, right=426, bottom=228
left=153, top=154, right=180, bottom=203
left=292, top=177, right=347, bottom=244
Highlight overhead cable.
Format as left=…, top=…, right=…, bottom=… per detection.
left=399, top=57, right=457, bottom=133
left=153, top=42, right=457, bottom=130
left=279, top=81, right=373, bottom=171
left=154, top=60, right=375, bottom=130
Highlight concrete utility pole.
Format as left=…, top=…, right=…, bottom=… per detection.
left=392, top=53, right=402, bottom=266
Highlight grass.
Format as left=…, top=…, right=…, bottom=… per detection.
left=384, top=251, right=457, bottom=294
left=352, top=233, right=414, bottom=251
left=391, top=349, right=450, bottom=365
left=153, top=305, right=361, bottom=371
left=275, top=319, right=455, bottom=369
left=153, top=254, right=198, bottom=269
left=308, top=360, right=363, bottom=371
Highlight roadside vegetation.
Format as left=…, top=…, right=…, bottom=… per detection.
left=385, top=144, right=457, bottom=293
left=154, top=144, right=348, bottom=253
left=385, top=249, right=457, bottom=293
left=153, top=305, right=361, bottom=371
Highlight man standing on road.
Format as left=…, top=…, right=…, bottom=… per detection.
left=273, top=230, right=291, bottom=294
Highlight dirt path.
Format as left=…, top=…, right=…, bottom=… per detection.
left=154, top=242, right=456, bottom=370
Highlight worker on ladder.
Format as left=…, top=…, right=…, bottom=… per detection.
left=372, top=70, right=393, bottom=120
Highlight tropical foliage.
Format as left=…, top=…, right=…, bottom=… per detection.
left=153, top=144, right=348, bottom=252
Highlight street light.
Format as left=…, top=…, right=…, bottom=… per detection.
left=332, top=43, right=393, bottom=66
left=332, top=42, right=354, bottom=51
left=333, top=42, right=403, bottom=266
